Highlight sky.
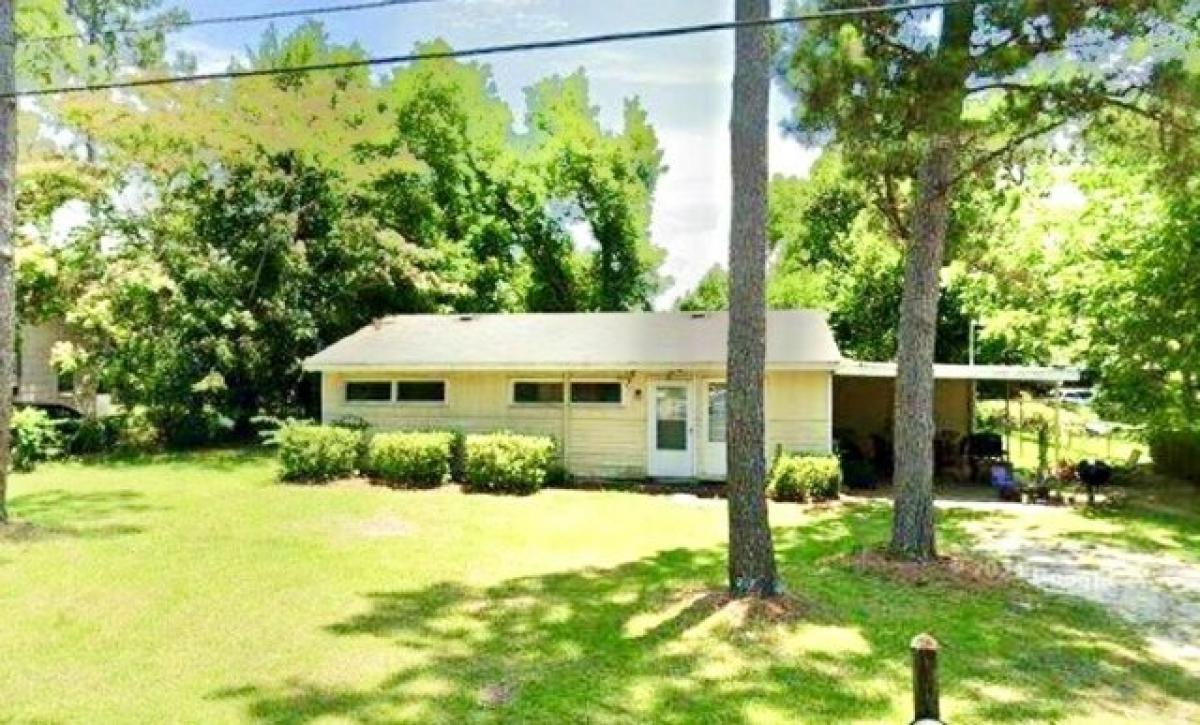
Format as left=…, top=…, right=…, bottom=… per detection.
left=168, top=0, right=823, bottom=307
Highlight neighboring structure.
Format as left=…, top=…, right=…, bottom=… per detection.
left=304, top=311, right=1080, bottom=480
left=15, top=321, right=80, bottom=410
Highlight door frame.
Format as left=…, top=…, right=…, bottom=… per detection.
left=646, top=380, right=695, bottom=478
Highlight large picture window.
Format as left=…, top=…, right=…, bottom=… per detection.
left=513, top=381, right=564, bottom=404
left=570, top=381, right=622, bottom=404
left=345, top=381, right=392, bottom=402
left=394, top=381, right=447, bottom=403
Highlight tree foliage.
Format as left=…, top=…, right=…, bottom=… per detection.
left=15, top=20, right=667, bottom=439
left=777, top=0, right=1193, bottom=559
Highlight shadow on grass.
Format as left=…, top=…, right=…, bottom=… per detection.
left=212, top=504, right=1200, bottom=723
left=1068, top=490, right=1200, bottom=559
left=68, top=445, right=273, bottom=473
left=2, top=488, right=155, bottom=543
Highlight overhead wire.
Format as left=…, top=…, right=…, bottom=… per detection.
left=15, top=0, right=447, bottom=45
left=4, top=0, right=974, bottom=99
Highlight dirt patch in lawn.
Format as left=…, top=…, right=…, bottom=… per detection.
left=835, top=547, right=1018, bottom=591
left=669, top=587, right=817, bottom=629
left=0, top=521, right=53, bottom=543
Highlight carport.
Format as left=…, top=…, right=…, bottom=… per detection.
left=832, top=361, right=1081, bottom=481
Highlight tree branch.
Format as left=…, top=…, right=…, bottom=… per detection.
left=872, top=172, right=909, bottom=240
left=946, top=118, right=1067, bottom=192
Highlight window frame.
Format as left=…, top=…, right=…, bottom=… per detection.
left=510, top=378, right=565, bottom=407
left=343, top=380, right=395, bottom=405
left=392, top=379, right=449, bottom=406
left=568, top=379, right=625, bottom=406
left=705, top=380, right=728, bottom=445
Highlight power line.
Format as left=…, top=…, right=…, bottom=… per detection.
left=16, top=0, right=445, bottom=45
left=7, top=0, right=966, bottom=99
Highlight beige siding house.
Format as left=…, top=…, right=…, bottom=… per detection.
left=15, top=321, right=83, bottom=410
left=306, top=311, right=838, bottom=480
left=304, top=311, right=1081, bottom=481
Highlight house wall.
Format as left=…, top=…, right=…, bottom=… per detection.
left=321, top=368, right=833, bottom=480
left=832, top=376, right=972, bottom=450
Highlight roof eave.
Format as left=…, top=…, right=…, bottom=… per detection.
left=303, top=360, right=842, bottom=373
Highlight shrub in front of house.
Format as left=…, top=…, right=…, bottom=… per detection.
left=464, top=432, right=556, bottom=495
left=277, top=423, right=361, bottom=482
left=64, top=416, right=122, bottom=455
left=115, top=407, right=164, bottom=452
left=367, top=431, right=455, bottom=488
left=331, top=414, right=373, bottom=466
left=448, top=430, right=467, bottom=483
left=10, top=407, right=63, bottom=472
left=768, top=452, right=842, bottom=503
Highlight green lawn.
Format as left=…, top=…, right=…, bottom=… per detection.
left=1, top=451, right=1197, bottom=723
left=975, top=399, right=1149, bottom=471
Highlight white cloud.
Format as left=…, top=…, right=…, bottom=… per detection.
left=650, top=122, right=819, bottom=308
left=174, top=36, right=245, bottom=74
left=584, top=47, right=731, bottom=87
left=442, top=0, right=569, bottom=34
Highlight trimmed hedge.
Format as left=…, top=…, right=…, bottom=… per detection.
left=278, top=423, right=361, bottom=482
left=464, top=432, right=556, bottom=495
left=1149, top=430, right=1200, bottom=483
left=367, top=431, right=455, bottom=488
left=768, top=452, right=842, bottom=502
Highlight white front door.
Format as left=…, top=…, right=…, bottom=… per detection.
left=648, top=382, right=694, bottom=478
left=701, top=381, right=728, bottom=479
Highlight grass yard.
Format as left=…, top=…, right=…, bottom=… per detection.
left=2, top=451, right=1198, bottom=723
left=975, top=399, right=1149, bottom=471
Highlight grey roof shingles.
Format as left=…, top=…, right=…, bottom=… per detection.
left=304, top=310, right=842, bottom=371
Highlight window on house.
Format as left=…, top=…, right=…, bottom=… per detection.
left=707, top=383, right=727, bottom=443
left=345, top=381, right=392, bottom=402
left=394, top=381, right=446, bottom=403
left=570, top=381, right=622, bottom=404
left=513, top=381, right=564, bottom=404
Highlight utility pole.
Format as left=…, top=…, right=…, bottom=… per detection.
left=0, top=0, right=16, bottom=523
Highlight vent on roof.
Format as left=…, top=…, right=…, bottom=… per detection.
left=690, top=312, right=708, bottom=320
left=459, top=314, right=475, bottom=322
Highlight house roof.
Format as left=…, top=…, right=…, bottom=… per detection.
left=836, top=360, right=1081, bottom=383
left=304, top=311, right=842, bottom=372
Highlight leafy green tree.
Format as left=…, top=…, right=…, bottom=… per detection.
left=19, top=24, right=668, bottom=445
left=779, top=0, right=1188, bottom=559
left=526, top=72, right=666, bottom=310
left=52, top=151, right=451, bottom=440
left=676, top=266, right=729, bottom=312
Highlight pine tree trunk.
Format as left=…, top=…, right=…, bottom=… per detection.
left=889, top=1, right=973, bottom=560
left=0, top=0, right=15, bottom=524
left=889, top=136, right=954, bottom=560
left=726, top=0, right=777, bottom=595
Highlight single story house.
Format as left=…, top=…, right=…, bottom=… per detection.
left=303, top=311, right=1079, bottom=480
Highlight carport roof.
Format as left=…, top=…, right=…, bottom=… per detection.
left=836, top=360, right=1081, bottom=383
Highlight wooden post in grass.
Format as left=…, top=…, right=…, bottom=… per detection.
left=911, top=633, right=941, bottom=723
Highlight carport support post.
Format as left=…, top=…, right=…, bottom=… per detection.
left=1018, top=393, right=1025, bottom=460
left=911, top=633, right=940, bottom=723
left=1054, top=382, right=1062, bottom=465
left=1004, top=382, right=1011, bottom=456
